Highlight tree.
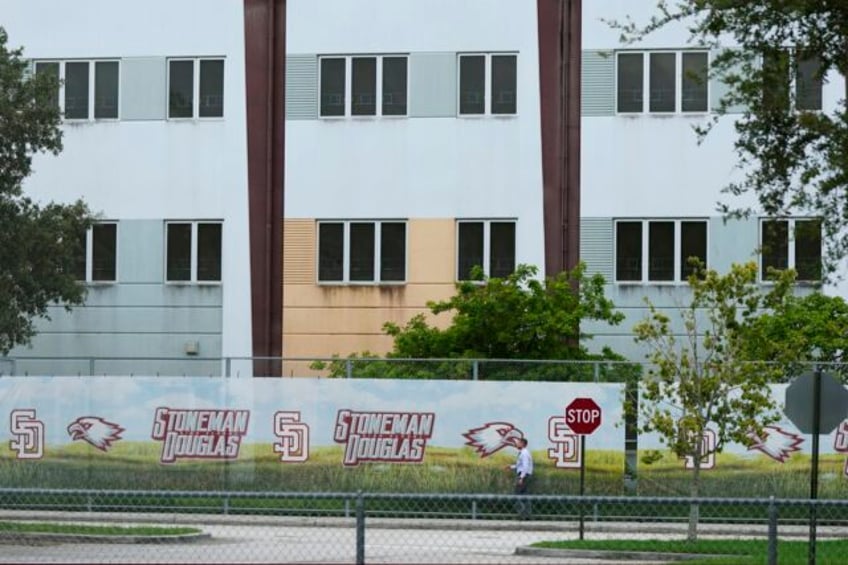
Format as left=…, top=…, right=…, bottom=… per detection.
left=610, top=1, right=848, bottom=280
left=385, top=263, right=623, bottom=360
left=314, top=263, right=632, bottom=380
left=0, top=27, right=95, bottom=354
left=633, top=262, right=787, bottom=540
left=743, top=287, right=848, bottom=382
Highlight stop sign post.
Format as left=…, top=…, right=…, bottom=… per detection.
left=565, top=398, right=602, bottom=540
left=784, top=369, right=848, bottom=565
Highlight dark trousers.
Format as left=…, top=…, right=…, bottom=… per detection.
left=514, top=475, right=532, bottom=518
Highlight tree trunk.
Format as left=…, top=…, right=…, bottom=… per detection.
left=687, top=437, right=702, bottom=541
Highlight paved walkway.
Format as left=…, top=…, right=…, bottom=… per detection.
left=0, top=509, right=838, bottom=564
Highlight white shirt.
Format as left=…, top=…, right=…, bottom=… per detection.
left=512, top=447, right=534, bottom=479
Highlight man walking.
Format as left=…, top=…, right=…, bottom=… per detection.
left=507, top=437, right=533, bottom=519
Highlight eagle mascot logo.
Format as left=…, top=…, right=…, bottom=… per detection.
left=67, top=416, right=125, bottom=452
left=747, top=425, right=804, bottom=463
left=463, top=422, right=525, bottom=458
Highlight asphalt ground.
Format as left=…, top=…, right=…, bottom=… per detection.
left=0, top=510, right=841, bottom=564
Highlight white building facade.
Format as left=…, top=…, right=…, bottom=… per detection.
left=1, top=1, right=839, bottom=374
left=3, top=0, right=256, bottom=376
left=580, top=0, right=844, bottom=359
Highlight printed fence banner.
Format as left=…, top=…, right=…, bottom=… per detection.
left=637, top=383, right=848, bottom=499
left=0, top=377, right=624, bottom=494
left=6, top=377, right=846, bottom=498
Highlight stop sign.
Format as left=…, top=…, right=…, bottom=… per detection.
left=784, top=371, right=848, bottom=434
left=566, top=397, right=602, bottom=435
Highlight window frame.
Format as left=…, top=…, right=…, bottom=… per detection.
left=167, top=57, right=225, bottom=120
left=164, top=221, right=223, bottom=284
left=614, top=219, right=709, bottom=284
left=759, top=217, right=821, bottom=283
left=455, top=219, right=517, bottom=281
left=316, top=220, right=408, bottom=285
left=75, top=222, right=118, bottom=284
left=457, top=53, right=518, bottom=117
left=615, top=50, right=710, bottom=115
left=35, top=59, right=121, bottom=121
left=317, top=54, right=409, bottom=119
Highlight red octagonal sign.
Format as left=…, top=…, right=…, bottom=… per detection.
left=566, top=397, right=602, bottom=435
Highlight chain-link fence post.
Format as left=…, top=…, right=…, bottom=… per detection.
left=767, top=495, right=778, bottom=565
left=355, top=490, right=365, bottom=565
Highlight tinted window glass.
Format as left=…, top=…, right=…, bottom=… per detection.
left=796, top=53, right=822, bottom=111
left=167, top=223, right=192, bottom=281
left=380, top=222, right=406, bottom=281
left=616, top=221, right=642, bottom=281
left=762, top=49, right=790, bottom=112
left=94, top=61, right=119, bottom=119
left=681, top=52, right=708, bottom=112
left=617, top=53, right=643, bottom=113
left=318, top=223, right=344, bottom=281
left=64, top=62, right=89, bottom=119
left=649, top=221, right=674, bottom=281
left=382, top=57, right=407, bottom=116
left=458, top=222, right=484, bottom=279
left=349, top=223, right=375, bottom=281
left=680, top=221, right=707, bottom=279
left=92, top=223, right=117, bottom=281
left=459, top=56, right=485, bottom=115
left=35, top=62, right=60, bottom=109
left=491, top=55, right=517, bottom=115
left=649, top=53, right=676, bottom=112
left=762, top=220, right=789, bottom=277
left=795, top=219, right=821, bottom=281
left=320, top=58, right=345, bottom=117
left=351, top=57, right=376, bottom=116
left=199, top=60, right=224, bottom=118
left=490, top=222, right=516, bottom=277
left=169, top=60, right=194, bottom=118
left=197, top=223, right=222, bottom=281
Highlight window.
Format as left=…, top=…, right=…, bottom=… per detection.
left=761, top=49, right=823, bottom=112
left=168, top=58, right=224, bottom=119
left=457, top=220, right=516, bottom=280
left=458, top=53, right=517, bottom=116
left=761, top=218, right=821, bottom=282
left=317, top=221, right=407, bottom=283
left=319, top=55, right=408, bottom=118
left=796, top=53, right=823, bottom=111
left=73, top=223, right=117, bottom=282
left=35, top=60, right=119, bottom=120
left=166, top=222, right=222, bottom=283
left=617, top=51, right=708, bottom=114
left=615, top=219, right=707, bottom=283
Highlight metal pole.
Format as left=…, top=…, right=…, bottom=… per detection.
left=768, top=496, right=778, bottom=565
left=355, top=491, right=365, bottom=565
left=579, top=434, right=586, bottom=540
left=809, top=365, right=822, bottom=565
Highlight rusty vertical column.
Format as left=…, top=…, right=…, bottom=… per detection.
left=538, top=0, right=581, bottom=277
left=244, top=0, right=285, bottom=376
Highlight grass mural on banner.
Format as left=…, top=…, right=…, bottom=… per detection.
left=4, top=443, right=847, bottom=499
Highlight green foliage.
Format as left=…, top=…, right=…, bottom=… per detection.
left=633, top=262, right=786, bottom=487
left=388, top=263, right=623, bottom=360
left=743, top=289, right=848, bottom=382
left=313, top=263, right=630, bottom=380
left=609, top=1, right=848, bottom=279
left=633, top=261, right=801, bottom=538
left=0, top=27, right=95, bottom=354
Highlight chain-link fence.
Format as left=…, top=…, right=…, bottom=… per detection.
left=1, top=488, right=847, bottom=563
left=0, top=355, right=647, bottom=380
